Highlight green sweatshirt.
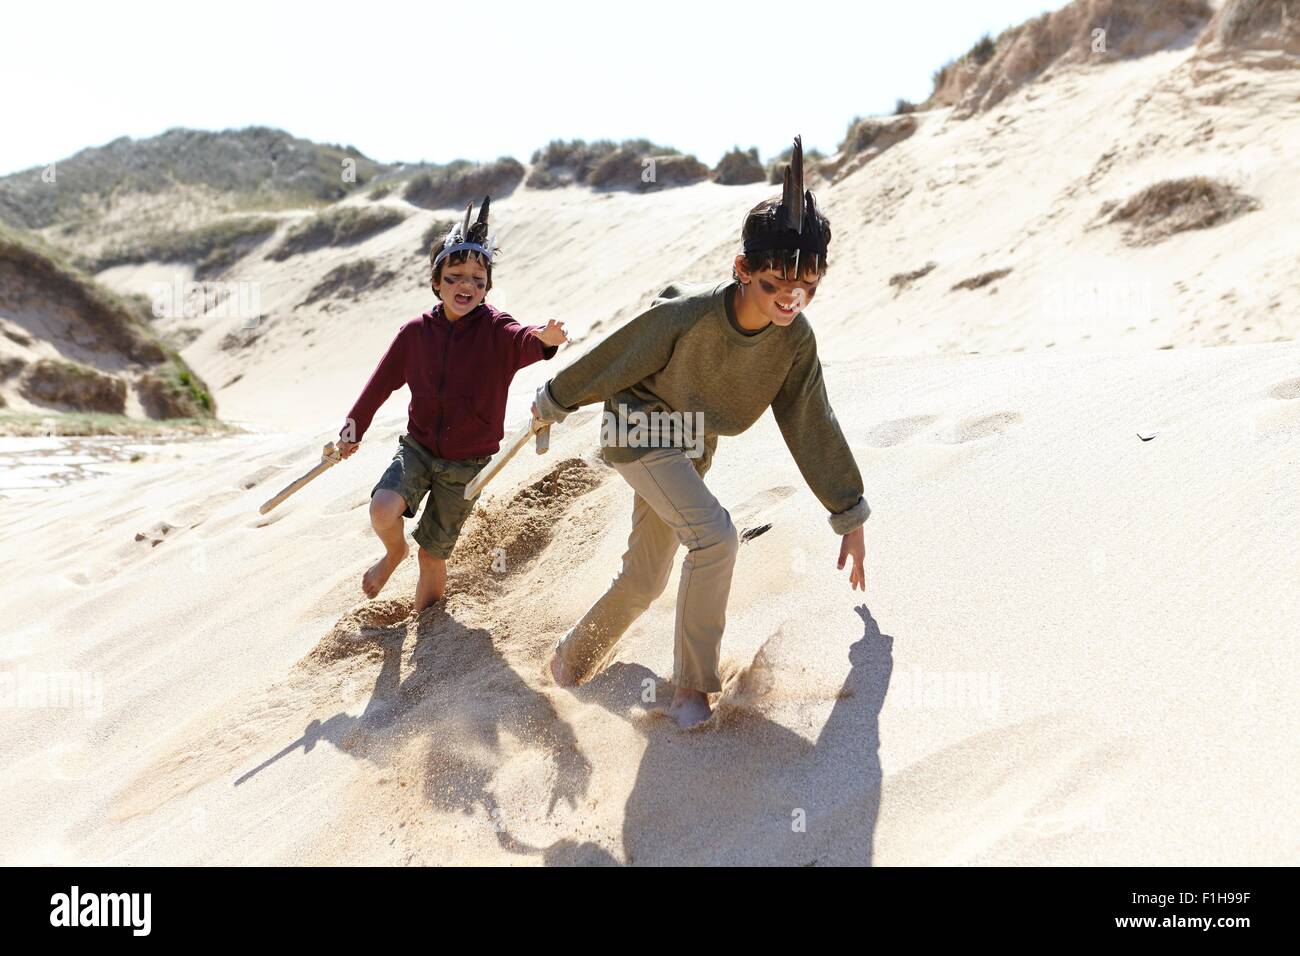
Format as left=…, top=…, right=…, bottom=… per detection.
left=534, top=280, right=869, bottom=535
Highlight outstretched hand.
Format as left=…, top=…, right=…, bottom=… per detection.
left=532, top=319, right=569, bottom=348
left=838, top=526, right=866, bottom=591
left=337, top=440, right=359, bottom=460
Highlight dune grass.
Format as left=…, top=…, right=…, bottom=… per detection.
left=266, top=206, right=407, bottom=261
left=1106, top=176, right=1260, bottom=245
left=93, top=217, right=280, bottom=277
left=402, top=158, right=525, bottom=210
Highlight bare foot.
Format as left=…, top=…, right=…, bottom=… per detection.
left=667, top=688, right=712, bottom=729
left=413, top=590, right=444, bottom=615
left=414, top=550, right=447, bottom=613
left=548, top=649, right=579, bottom=688
left=362, top=541, right=409, bottom=598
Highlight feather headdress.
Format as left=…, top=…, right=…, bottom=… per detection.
left=742, top=136, right=829, bottom=278
left=432, top=195, right=498, bottom=269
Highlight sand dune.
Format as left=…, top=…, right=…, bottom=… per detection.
left=3, top=0, right=1298, bottom=865
left=2, top=340, right=1296, bottom=864
left=86, top=27, right=1300, bottom=424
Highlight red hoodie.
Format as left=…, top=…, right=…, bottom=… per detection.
left=341, top=302, right=557, bottom=459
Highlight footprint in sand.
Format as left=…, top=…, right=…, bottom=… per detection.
left=864, top=415, right=940, bottom=448
left=323, top=495, right=370, bottom=516
left=732, top=485, right=796, bottom=527
left=133, top=521, right=176, bottom=548
left=237, top=464, right=285, bottom=491
left=353, top=599, right=413, bottom=631
left=322, top=484, right=372, bottom=516
left=947, top=412, right=1023, bottom=444
left=1252, top=391, right=1300, bottom=446
left=1268, top=377, right=1300, bottom=401
left=95, top=517, right=192, bottom=584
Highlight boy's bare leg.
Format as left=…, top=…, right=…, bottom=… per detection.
left=414, top=547, right=447, bottom=613
left=363, top=490, right=410, bottom=598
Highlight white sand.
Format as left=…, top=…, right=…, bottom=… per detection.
left=2, top=24, right=1297, bottom=865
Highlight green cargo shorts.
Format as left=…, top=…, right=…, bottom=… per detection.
left=371, top=434, right=491, bottom=559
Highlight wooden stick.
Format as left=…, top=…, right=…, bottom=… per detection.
left=259, top=442, right=342, bottom=514
left=463, top=419, right=550, bottom=499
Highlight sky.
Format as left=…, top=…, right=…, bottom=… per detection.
left=1, top=0, right=1070, bottom=176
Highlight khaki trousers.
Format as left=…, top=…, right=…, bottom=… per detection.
left=555, top=446, right=739, bottom=693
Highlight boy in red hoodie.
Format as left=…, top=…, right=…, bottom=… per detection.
left=336, top=197, right=567, bottom=611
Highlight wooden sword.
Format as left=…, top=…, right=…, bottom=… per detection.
left=463, top=418, right=550, bottom=499
left=259, top=442, right=343, bottom=514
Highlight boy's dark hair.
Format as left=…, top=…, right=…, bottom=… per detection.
left=734, top=196, right=832, bottom=281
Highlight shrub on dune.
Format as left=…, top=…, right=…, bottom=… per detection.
left=711, top=147, right=766, bottom=186
left=402, top=158, right=525, bottom=210
left=266, top=206, right=407, bottom=261
left=527, top=140, right=620, bottom=189
left=20, top=358, right=128, bottom=413
left=1103, top=176, right=1260, bottom=245
left=94, top=217, right=279, bottom=278
left=588, top=149, right=708, bottom=192
left=529, top=139, right=707, bottom=192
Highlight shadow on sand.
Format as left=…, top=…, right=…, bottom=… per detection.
left=540, top=604, right=894, bottom=865
left=235, top=606, right=592, bottom=836
left=237, top=601, right=891, bottom=865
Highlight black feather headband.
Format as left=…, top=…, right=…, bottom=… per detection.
left=433, top=195, right=497, bottom=268
left=742, top=135, right=828, bottom=274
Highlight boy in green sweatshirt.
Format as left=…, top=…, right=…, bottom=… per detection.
left=532, top=137, right=868, bottom=728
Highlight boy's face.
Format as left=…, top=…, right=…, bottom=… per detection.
left=736, top=257, right=821, bottom=326
left=435, top=255, right=489, bottom=319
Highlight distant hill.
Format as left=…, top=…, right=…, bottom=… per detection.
left=0, top=126, right=397, bottom=232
